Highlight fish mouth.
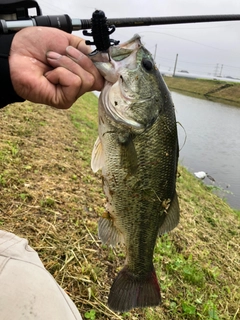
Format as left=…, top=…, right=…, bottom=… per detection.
left=95, top=34, right=152, bottom=130
left=110, top=34, right=142, bottom=61
left=101, top=81, right=145, bottom=130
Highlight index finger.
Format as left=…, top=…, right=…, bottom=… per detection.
left=65, top=46, right=104, bottom=91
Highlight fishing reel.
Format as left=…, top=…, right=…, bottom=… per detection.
left=0, top=0, right=119, bottom=52
left=0, top=0, right=42, bottom=21
left=0, top=0, right=75, bottom=34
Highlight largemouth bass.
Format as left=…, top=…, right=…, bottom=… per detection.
left=91, top=35, right=180, bottom=312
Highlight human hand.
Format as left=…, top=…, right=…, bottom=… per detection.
left=9, top=27, right=104, bottom=109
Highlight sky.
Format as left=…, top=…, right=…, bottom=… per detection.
left=35, top=0, right=240, bottom=78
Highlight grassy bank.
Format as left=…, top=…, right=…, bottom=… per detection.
left=163, top=76, right=240, bottom=106
left=0, top=95, right=239, bottom=320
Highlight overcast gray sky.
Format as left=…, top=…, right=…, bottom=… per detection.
left=37, top=0, right=240, bottom=78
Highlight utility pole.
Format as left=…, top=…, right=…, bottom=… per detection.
left=154, top=44, right=157, bottom=60
left=214, top=63, right=219, bottom=77
left=219, top=64, right=223, bottom=77
left=173, top=53, right=178, bottom=77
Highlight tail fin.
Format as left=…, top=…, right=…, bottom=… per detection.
left=108, top=266, right=161, bottom=312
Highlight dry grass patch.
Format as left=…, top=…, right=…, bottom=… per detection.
left=0, top=95, right=239, bottom=319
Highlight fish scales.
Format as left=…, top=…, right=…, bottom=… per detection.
left=91, top=34, right=180, bottom=312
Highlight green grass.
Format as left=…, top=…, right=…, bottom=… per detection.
left=0, top=94, right=239, bottom=320
left=70, top=94, right=240, bottom=320
left=69, top=93, right=99, bottom=166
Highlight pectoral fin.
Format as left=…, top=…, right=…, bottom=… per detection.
left=158, top=192, right=180, bottom=235
left=91, top=136, right=104, bottom=173
left=119, top=136, right=138, bottom=176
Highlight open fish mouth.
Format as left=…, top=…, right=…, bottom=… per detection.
left=92, top=35, right=152, bottom=130
left=110, top=34, right=142, bottom=60
left=101, top=81, right=145, bottom=130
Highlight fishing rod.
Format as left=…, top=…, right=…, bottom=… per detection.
left=1, top=1, right=240, bottom=51
left=2, top=12, right=240, bottom=33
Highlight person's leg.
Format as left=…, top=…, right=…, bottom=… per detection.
left=0, top=230, right=82, bottom=320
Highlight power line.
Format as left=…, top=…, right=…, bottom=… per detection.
left=140, top=30, right=239, bottom=54
left=156, top=55, right=240, bottom=70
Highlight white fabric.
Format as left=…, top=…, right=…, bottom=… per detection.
left=0, top=230, right=82, bottom=320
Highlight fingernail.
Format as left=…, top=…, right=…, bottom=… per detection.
left=46, top=51, right=62, bottom=60
left=66, top=46, right=83, bottom=60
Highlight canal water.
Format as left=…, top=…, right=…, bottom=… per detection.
left=172, top=91, right=240, bottom=209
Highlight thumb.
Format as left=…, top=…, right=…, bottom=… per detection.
left=68, top=35, right=92, bottom=55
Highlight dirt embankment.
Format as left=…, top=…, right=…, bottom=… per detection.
left=163, top=76, right=240, bottom=106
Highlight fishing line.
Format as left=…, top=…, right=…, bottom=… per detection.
left=38, top=0, right=97, bottom=19
left=176, top=121, right=187, bottom=151
left=36, top=1, right=66, bottom=15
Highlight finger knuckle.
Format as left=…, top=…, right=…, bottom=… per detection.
left=86, top=74, right=95, bottom=89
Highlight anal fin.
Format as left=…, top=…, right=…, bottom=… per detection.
left=98, top=216, right=123, bottom=246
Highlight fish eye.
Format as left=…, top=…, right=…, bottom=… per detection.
left=142, top=58, right=153, bottom=71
